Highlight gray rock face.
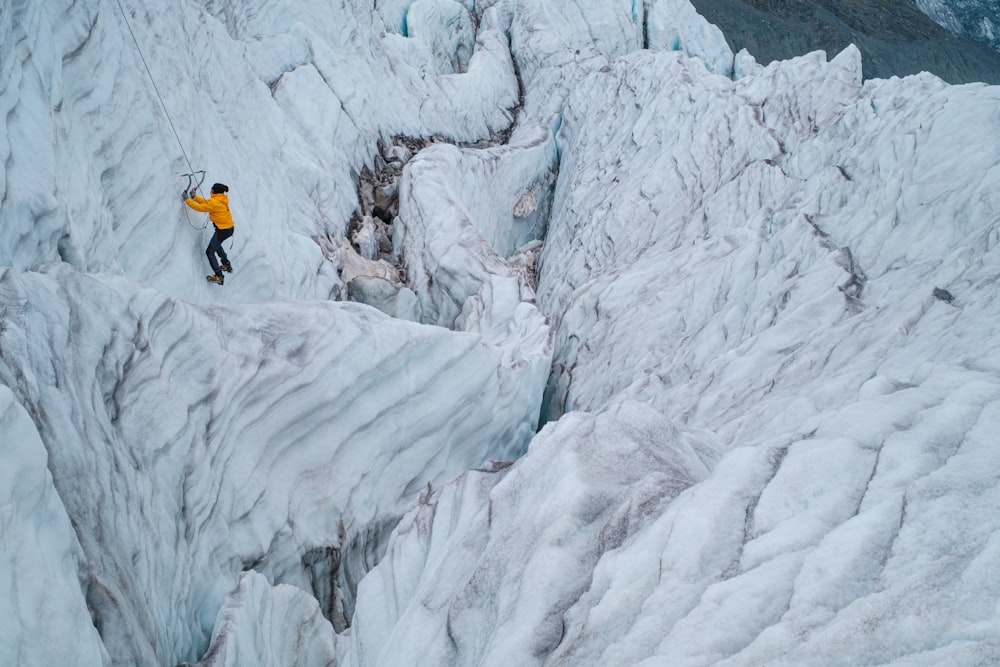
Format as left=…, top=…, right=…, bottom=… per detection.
left=688, top=0, right=1000, bottom=83
left=913, top=0, right=1000, bottom=53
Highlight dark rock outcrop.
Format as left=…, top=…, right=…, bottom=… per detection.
left=911, top=0, right=1000, bottom=53
left=688, top=0, right=1000, bottom=83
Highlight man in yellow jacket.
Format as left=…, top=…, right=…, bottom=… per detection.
left=184, top=182, right=235, bottom=285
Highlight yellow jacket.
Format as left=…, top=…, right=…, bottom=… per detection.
left=185, top=192, right=234, bottom=229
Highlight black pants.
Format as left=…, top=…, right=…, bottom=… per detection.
left=207, top=226, right=234, bottom=275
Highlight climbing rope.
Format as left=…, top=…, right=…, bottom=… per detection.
left=112, top=0, right=210, bottom=228
left=113, top=0, right=195, bottom=172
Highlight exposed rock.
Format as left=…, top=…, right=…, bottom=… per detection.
left=349, top=143, right=409, bottom=269
left=913, top=0, right=1000, bottom=52
left=932, top=286, right=955, bottom=303
left=357, top=176, right=375, bottom=216
left=507, top=239, right=544, bottom=300
left=513, top=189, right=538, bottom=218
left=688, top=0, right=1000, bottom=83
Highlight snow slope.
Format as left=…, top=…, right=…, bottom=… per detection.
left=2, top=0, right=1000, bottom=665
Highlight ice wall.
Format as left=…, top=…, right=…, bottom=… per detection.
left=0, top=0, right=518, bottom=303
left=1, top=0, right=550, bottom=663
left=0, top=263, right=545, bottom=665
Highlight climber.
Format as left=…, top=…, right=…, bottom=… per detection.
left=184, top=182, right=235, bottom=285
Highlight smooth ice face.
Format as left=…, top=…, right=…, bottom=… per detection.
left=0, top=387, right=108, bottom=666
left=646, top=0, right=734, bottom=75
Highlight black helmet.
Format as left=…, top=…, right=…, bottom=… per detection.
left=211, top=183, right=229, bottom=194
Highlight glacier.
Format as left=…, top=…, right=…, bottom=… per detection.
left=2, top=0, right=1000, bottom=666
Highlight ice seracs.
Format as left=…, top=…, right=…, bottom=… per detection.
left=346, top=15, right=1000, bottom=667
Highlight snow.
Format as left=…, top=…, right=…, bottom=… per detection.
left=2, top=0, right=1000, bottom=665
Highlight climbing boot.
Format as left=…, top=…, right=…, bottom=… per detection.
left=221, top=260, right=233, bottom=273
left=207, top=274, right=224, bottom=286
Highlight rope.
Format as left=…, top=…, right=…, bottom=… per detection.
left=182, top=197, right=210, bottom=230
left=113, top=0, right=195, bottom=174
left=112, top=0, right=211, bottom=229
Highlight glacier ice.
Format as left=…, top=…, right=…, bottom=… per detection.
left=2, top=0, right=1000, bottom=665
left=351, top=29, right=1000, bottom=667
left=0, top=263, right=544, bottom=665
left=4, top=0, right=543, bottom=660
left=0, top=386, right=109, bottom=665
left=180, top=571, right=337, bottom=667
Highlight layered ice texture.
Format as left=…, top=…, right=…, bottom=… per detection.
left=2, top=0, right=999, bottom=665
